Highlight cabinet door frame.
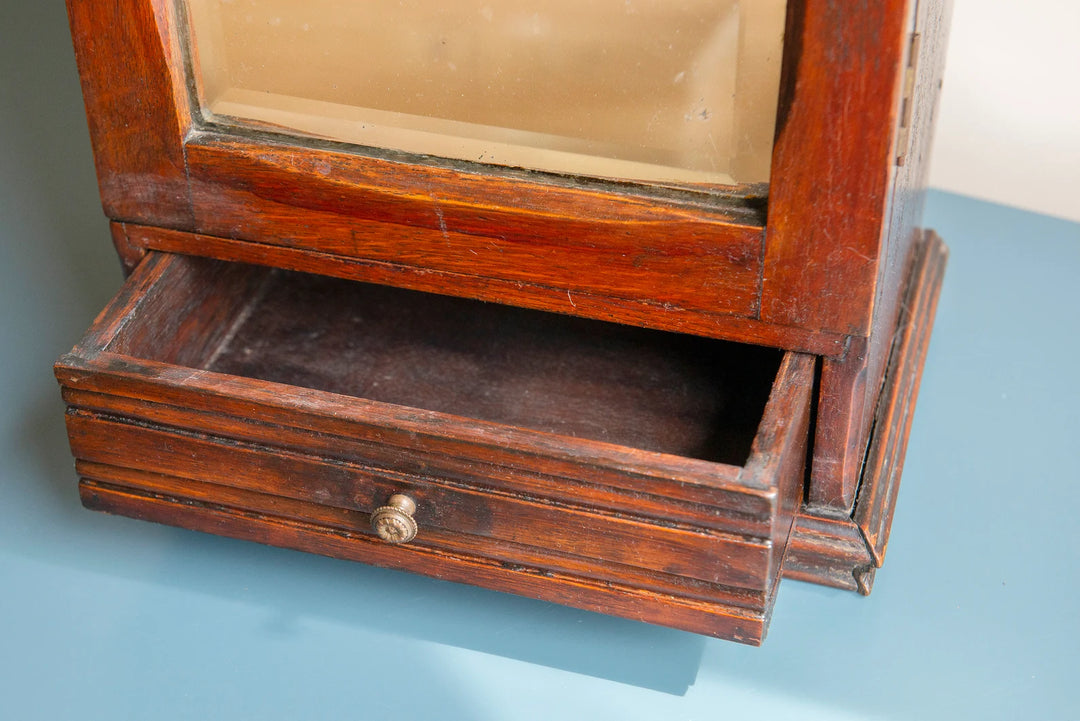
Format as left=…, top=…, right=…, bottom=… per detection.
left=67, top=0, right=913, bottom=355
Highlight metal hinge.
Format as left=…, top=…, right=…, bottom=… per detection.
left=895, top=32, right=921, bottom=167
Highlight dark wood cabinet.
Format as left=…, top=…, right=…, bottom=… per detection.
left=57, top=0, right=950, bottom=644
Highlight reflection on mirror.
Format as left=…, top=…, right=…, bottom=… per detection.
left=185, top=0, right=787, bottom=186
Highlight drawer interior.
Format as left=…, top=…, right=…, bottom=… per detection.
left=109, top=254, right=782, bottom=466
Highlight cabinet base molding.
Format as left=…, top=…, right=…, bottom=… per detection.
left=784, top=231, right=947, bottom=593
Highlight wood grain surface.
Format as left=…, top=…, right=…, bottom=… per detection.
left=66, top=0, right=192, bottom=227
left=785, top=231, right=947, bottom=592
left=56, top=251, right=816, bottom=642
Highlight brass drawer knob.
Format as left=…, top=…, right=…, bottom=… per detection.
left=370, top=494, right=418, bottom=544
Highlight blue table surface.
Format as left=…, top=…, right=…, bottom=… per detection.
left=2, top=5, right=1077, bottom=720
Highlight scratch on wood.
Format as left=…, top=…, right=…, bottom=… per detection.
left=432, top=201, right=450, bottom=245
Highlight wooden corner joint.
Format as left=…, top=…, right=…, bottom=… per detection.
left=109, top=222, right=148, bottom=276
left=784, top=230, right=947, bottom=593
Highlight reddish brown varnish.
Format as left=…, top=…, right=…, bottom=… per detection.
left=57, top=252, right=814, bottom=643
left=59, top=0, right=951, bottom=643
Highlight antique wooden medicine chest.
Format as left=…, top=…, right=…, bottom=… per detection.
left=57, top=0, right=950, bottom=644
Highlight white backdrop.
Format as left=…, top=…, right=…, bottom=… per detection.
left=928, top=0, right=1080, bottom=222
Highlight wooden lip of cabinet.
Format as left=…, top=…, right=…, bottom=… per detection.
left=58, top=0, right=951, bottom=643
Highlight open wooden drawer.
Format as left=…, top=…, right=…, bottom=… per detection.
left=55, top=252, right=814, bottom=645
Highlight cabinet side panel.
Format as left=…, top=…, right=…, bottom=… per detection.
left=808, top=0, right=951, bottom=509
left=66, top=0, right=193, bottom=227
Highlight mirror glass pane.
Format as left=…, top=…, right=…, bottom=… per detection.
left=185, top=0, right=787, bottom=185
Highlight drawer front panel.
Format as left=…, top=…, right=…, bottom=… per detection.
left=78, top=476, right=774, bottom=644
left=66, top=410, right=775, bottom=590
left=76, top=461, right=767, bottom=612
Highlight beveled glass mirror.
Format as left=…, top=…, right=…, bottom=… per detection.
left=184, top=0, right=787, bottom=186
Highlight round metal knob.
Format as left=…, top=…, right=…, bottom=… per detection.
left=370, top=494, right=418, bottom=544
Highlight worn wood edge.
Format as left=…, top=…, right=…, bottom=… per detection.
left=121, top=228, right=850, bottom=356
left=52, top=251, right=798, bottom=508
left=62, top=388, right=772, bottom=536
left=783, top=230, right=946, bottom=592
left=66, top=410, right=779, bottom=590
left=55, top=252, right=174, bottom=357
left=741, top=352, right=815, bottom=490
left=806, top=0, right=952, bottom=513
left=760, top=0, right=910, bottom=336
left=58, top=350, right=784, bottom=511
left=183, top=133, right=765, bottom=318
left=139, top=209, right=762, bottom=320
left=782, top=512, right=875, bottom=593
left=185, top=131, right=766, bottom=228
left=109, top=222, right=146, bottom=276
left=192, top=109, right=769, bottom=214
left=746, top=352, right=815, bottom=590
left=854, top=230, right=947, bottom=564
left=149, top=0, right=194, bottom=139
left=65, top=0, right=194, bottom=226
left=808, top=336, right=869, bottom=510
left=78, top=479, right=774, bottom=644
